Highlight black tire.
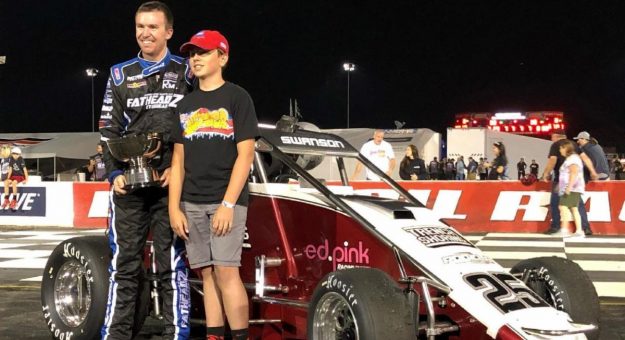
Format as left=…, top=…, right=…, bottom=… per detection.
left=41, top=236, right=150, bottom=340
left=307, top=268, right=415, bottom=340
left=511, top=256, right=600, bottom=340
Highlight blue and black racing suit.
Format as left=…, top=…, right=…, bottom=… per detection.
left=99, top=49, right=192, bottom=340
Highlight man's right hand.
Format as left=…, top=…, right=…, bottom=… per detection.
left=169, top=208, right=189, bottom=240
left=113, top=175, right=128, bottom=195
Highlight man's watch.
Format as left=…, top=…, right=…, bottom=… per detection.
left=222, top=200, right=235, bottom=209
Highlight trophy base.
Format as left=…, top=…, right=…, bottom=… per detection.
left=124, top=181, right=160, bottom=190
left=124, top=168, right=160, bottom=191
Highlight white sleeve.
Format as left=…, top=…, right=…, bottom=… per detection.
left=360, top=142, right=369, bottom=155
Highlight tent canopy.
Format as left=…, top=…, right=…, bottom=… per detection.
left=0, top=132, right=100, bottom=159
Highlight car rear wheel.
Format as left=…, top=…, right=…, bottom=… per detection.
left=511, top=256, right=600, bottom=340
left=41, top=236, right=150, bottom=340
left=308, top=268, right=415, bottom=340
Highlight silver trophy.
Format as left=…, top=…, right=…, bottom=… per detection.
left=106, top=132, right=162, bottom=189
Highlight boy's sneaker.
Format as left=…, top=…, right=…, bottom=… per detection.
left=584, top=229, right=593, bottom=236
left=1, top=199, right=9, bottom=209
left=9, top=199, right=17, bottom=210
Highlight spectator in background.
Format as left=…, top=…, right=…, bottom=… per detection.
left=542, top=130, right=594, bottom=235
left=530, top=159, right=539, bottom=177
left=517, top=157, right=527, bottom=179
left=0, top=145, right=11, bottom=182
left=558, top=140, right=586, bottom=237
left=444, top=158, right=455, bottom=180
left=87, top=142, right=106, bottom=181
left=2, top=147, right=28, bottom=210
left=429, top=157, right=440, bottom=180
left=487, top=142, right=508, bottom=180
left=478, top=157, right=489, bottom=180
left=467, top=157, right=478, bottom=180
left=455, top=156, right=466, bottom=180
left=574, top=132, right=609, bottom=181
left=615, top=158, right=624, bottom=180
left=438, top=157, right=447, bottom=180
left=399, top=144, right=427, bottom=180
left=610, top=155, right=618, bottom=179
left=352, top=129, right=396, bottom=180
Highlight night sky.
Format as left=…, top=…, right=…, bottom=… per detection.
left=2, top=1, right=625, bottom=150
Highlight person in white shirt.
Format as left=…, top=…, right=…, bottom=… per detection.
left=351, top=130, right=396, bottom=180
left=558, top=139, right=586, bottom=237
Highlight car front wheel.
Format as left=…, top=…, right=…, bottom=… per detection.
left=307, top=268, right=415, bottom=340
left=511, top=256, right=600, bottom=340
left=41, top=236, right=150, bottom=340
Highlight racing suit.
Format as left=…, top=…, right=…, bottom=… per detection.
left=99, top=50, right=192, bottom=340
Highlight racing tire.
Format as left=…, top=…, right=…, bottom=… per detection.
left=307, top=268, right=415, bottom=340
left=41, top=236, right=150, bottom=340
left=511, top=256, right=600, bottom=340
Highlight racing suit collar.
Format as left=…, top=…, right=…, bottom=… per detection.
left=137, top=48, right=172, bottom=77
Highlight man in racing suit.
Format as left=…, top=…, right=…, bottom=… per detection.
left=99, top=2, right=191, bottom=339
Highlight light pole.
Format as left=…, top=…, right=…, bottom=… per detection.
left=86, top=68, right=99, bottom=132
left=342, top=62, right=355, bottom=128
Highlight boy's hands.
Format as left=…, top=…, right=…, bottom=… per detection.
left=212, top=205, right=234, bottom=236
left=169, top=208, right=189, bottom=240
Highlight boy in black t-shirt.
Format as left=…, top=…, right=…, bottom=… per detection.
left=2, top=147, right=28, bottom=210
left=169, top=30, right=259, bottom=340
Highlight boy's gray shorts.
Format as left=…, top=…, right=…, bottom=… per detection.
left=181, top=201, right=247, bottom=269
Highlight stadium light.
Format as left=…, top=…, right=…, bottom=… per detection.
left=342, top=62, right=356, bottom=128
left=86, top=68, right=100, bottom=132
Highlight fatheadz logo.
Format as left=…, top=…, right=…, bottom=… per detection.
left=0, top=187, right=46, bottom=216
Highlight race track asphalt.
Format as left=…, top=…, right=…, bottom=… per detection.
left=1, top=284, right=624, bottom=339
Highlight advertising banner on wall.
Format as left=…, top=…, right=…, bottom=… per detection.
left=0, top=182, right=73, bottom=226
left=344, top=180, right=625, bottom=235
left=4, top=181, right=624, bottom=234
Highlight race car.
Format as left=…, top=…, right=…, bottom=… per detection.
left=41, top=118, right=600, bottom=339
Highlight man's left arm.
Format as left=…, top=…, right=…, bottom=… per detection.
left=580, top=152, right=599, bottom=180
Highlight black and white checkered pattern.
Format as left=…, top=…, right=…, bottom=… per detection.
left=0, top=229, right=105, bottom=283
left=465, top=233, right=625, bottom=298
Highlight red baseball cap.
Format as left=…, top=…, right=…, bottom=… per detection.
left=180, top=30, right=229, bottom=55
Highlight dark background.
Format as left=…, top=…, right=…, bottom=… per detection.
left=2, top=1, right=625, bottom=150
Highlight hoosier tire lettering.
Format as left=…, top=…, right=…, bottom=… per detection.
left=308, top=268, right=415, bottom=340
left=40, top=236, right=149, bottom=340
left=510, top=256, right=601, bottom=340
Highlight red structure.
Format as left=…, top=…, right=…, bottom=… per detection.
left=454, top=111, right=565, bottom=137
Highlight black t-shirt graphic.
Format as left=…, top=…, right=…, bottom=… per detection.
left=171, top=82, right=259, bottom=205
left=9, top=157, right=26, bottom=177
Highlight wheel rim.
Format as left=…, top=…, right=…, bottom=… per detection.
left=312, top=292, right=359, bottom=340
left=54, top=260, right=92, bottom=327
left=524, top=270, right=559, bottom=309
